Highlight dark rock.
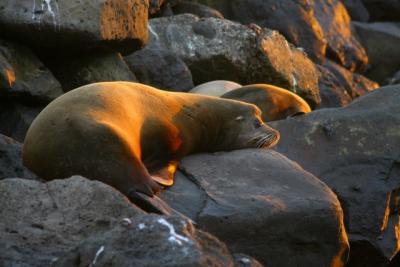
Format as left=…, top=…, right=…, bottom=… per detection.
left=342, top=0, right=370, bottom=22
left=54, top=215, right=237, bottom=267
left=0, top=103, right=42, bottom=142
left=193, top=0, right=367, bottom=71
left=0, top=38, right=63, bottom=103
left=233, top=254, right=264, bottom=267
left=148, top=14, right=321, bottom=108
left=362, top=0, right=400, bottom=21
left=270, top=85, right=400, bottom=266
left=317, top=64, right=352, bottom=108
left=162, top=149, right=349, bottom=267
left=323, top=60, right=379, bottom=99
left=39, top=51, right=137, bottom=92
left=172, top=1, right=224, bottom=19
left=0, top=0, right=149, bottom=54
left=0, top=176, right=144, bottom=266
left=125, top=48, right=194, bottom=91
left=0, top=134, right=36, bottom=180
left=388, top=70, right=400, bottom=85
left=352, top=22, right=400, bottom=84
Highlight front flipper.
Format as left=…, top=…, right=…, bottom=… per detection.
left=128, top=190, right=173, bottom=215
left=150, top=161, right=178, bottom=186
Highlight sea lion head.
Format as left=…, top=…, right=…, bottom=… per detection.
left=215, top=102, right=280, bottom=151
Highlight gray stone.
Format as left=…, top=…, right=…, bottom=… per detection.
left=342, top=0, right=370, bottom=22
left=0, top=133, right=36, bottom=180
left=0, top=38, right=63, bottom=103
left=162, top=149, right=349, bottom=267
left=388, top=70, right=400, bottom=85
left=0, top=0, right=149, bottom=54
left=172, top=1, right=224, bottom=19
left=270, top=84, right=400, bottom=266
left=148, top=14, right=321, bottom=108
left=362, top=0, right=400, bottom=21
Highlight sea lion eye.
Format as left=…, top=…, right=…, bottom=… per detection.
left=253, top=119, right=262, bottom=128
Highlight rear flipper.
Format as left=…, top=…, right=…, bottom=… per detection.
left=150, top=161, right=178, bottom=186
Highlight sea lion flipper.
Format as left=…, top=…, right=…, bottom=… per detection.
left=128, top=191, right=173, bottom=215
left=150, top=162, right=178, bottom=186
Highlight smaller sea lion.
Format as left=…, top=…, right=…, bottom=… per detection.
left=221, top=84, right=311, bottom=122
left=189, top=80, right=242, bottom=97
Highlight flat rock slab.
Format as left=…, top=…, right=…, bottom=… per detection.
left=0, top=0, right=149, bottom=54
left=162, top=149, right=349, bottom=267
left=270, top=85, right=400, bottom=266
left=148, top=14, right=320, bottom=108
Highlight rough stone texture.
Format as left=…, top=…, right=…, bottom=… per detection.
left=362, top=0, right=400, bottom=21
left=162, top=149, right=349, bottom=267
left=323, top=60, right=379, bottom=99
left=233, top=254, right=264, bottom=267
left=352, top=22, right=400, bottom=84
left=0, top=176, right=144, bottom=266
left=0, top=103, right=42, bottom=142
left=148, top=14, right=321, bottom=108
left=54, top=215, right=237, bottom=267
left=172, top=1, right=224, bottom=19
left=270, top=85, right=400, bottom=266
left=0, top=38, right=63, bottom=103
left=388, top=70, right=400, bottom=85
left=0, top=133, right=37, bottom=180
left=193, top=0, right=367, bottom=71
left=342, top=0, right=370, bottom=22
left=39, top=51, right=137, bottom=92
left=0, top=0, right=149, bottom=54
left=125, top=48, right=194, bottom=91
left=317, top=64, right=352, bottom=108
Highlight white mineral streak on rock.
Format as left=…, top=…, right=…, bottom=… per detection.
left=90, top=245, right=105, bottom=266
left=157, top=218, right=190, bottom=246
left=122, top=218, right=132, bottom=226
left=32, top=0, right=60, bottom=29
left=240, top=257, right=251, bottom=264
left=138, top=223, right=146, bottom=230
left=148, top=25, right=159, bottom=41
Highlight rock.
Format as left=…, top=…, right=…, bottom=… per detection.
left=323, top=60, right=379, bottom=99
left=54, top=215, right=238, bottom=267
left=39, top=51, right=137, bottom=92
left=0, top=103, right=42, bottom=142
left=270, top=85, right=400, bottom=266
left=233, top=254, right=264, bottom=267
left=362, top=0, right=400, bottom=21
left=0, top=134, right=37, bottom=180
left=0, top=176, right=144, bottom=266
left=148, top=14, right=321, bottom=108
left=0, top=38, right=63, bottom=103
left=124, top=48, right=194, bottom=91
left=388, top=70, right=400, bottom=85
left=352, top=22, right=400, bottom=84
left=317, top=64, right=352, bottom=108
left=0, top=0, right=148, bottom=54
left=189, top=80, right=242, bottom=96
left=342, top=0, right=370, bottom=22
left=193, top=0, right=367, bottom=71
left=161, top=149, right=349, bottom=267
left=172, top=1, right=224, bottom=19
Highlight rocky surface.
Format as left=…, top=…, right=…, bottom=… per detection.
left=342, top=0, right=370, bottom=22
left=0, top=134, right=36, bottom=180
left=39, top=51, right=137, bottom=92
left=172, top=1, right=224, bottom=19
left=352, top=22, right=400, bottom=84
left=270, top=85, right=400, bottom=266
left=148, top=14, right=321, bottom=108
left=125, top=48, right=194, bottom=91
left=0, top=0, right=149, bottom=54
left=0, top=38, right=63, bottom=103
left=362, top=0, right=400, bottom=21
left=162, top=149, right=349, bottom=267
left=388, top=70, right=400, bottom=85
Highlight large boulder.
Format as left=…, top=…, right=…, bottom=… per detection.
left=342, top=0, right=370, bottom=22
left=270, top=85, right=400, bottom=266
left=148, top=14, right=321, bottom=108
left=162, top=149, right=349, bottom=267
left=0, top=134, right=36, bottom=180
left=352, top=22, right=400, bottom=84
left=362, top=0, right=400, bottom=21
left=125, top=48, right=194, bottom=91
left=0, top=0, right=149, bottom=54
left=0, top=38, right=63, bottom=103
left=172, top=1, right=224, bottom=19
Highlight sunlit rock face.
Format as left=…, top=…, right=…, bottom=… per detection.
left=148, top=14, right=321, bottom=108
left=0, top=134, right=37, bottom=180
left=0, top=38, right=63, bottom=104
left=192, top=0, right=368, bottom=71
left=162, top=149, right=349, bottom=267
left=0, top=0, right=149, bottom=54
left=270, top=85, right=400, bottom=266
left=352, top=22, right=400, bottom=84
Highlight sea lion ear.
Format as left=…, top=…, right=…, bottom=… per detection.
left=235, top=116, right=244, bottom=121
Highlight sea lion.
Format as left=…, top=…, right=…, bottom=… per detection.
left=221, top=84, right=311, bottom=122
left=23, top=82, right=280, bottom=209
left=189, top=80, right=242, bottom=97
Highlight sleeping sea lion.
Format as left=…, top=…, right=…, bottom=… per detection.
left=23, top=82, right=280, bottom=211
left=189, top=80, right=242, bottom=97
left=221, top=84, right=311, bottom=121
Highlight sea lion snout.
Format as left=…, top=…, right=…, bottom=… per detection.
left=257, top=124, right=280, bottom=148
